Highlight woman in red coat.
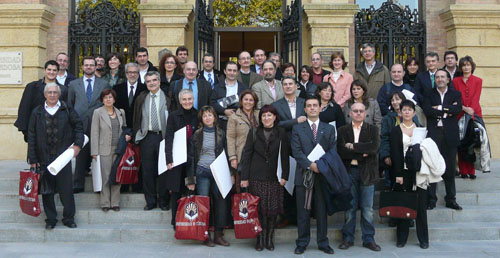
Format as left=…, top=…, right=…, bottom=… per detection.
left=453, top=56, right=482, bottom=179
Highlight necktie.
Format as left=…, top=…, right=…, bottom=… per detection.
left=151, top=94, right=160, bottom=132
left=128, top=85, right=134, bottom=106
left=311, top=123, right=317, bottom=142
left=207, top=74, right=213, bottom=88
left=86, top=79, right=92, bottom=103
left=188, top=81, right=193, bottom=91
left=431, top=74, right=435, bottom=88
left=259, top=66, right=263, bottom=76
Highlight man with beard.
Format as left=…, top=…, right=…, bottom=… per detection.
left=94, top=54, right=106, bottom=78
left=55, top=52, right=76, bottom=87
left=252, top=60, right=284, bottom=109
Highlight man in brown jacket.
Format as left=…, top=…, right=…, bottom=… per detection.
left=354, top=43, right=390, bottom=99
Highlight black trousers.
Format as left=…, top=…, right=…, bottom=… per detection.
left=295, top=175, right=329, bottom=248
left=428, top=128, right=457, bottom=205
left=73, top=140, right=91, bottom=190
left=283, top=190, right=297, bottom=223
left=396, top=187, right=428, bottom=245
left=43, top=162, right=75, bottom=225
left=139, top=132, right=168, bottom=208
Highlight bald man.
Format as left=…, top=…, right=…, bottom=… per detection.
left=377, top=63, right=418, bottom=116
left=169, top=61, right=212, bottom=111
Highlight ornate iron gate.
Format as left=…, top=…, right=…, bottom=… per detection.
left=282, top=0, right=303, bottom=69
left=194, top=0, right=215, bottom=67
left=68, top=0, right=140, bottom=75
left=355, top=0, right=426, bottom=69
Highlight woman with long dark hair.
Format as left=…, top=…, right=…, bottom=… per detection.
left=103, top=52, right=126, bottom=88
left=343, top=79, right=382, bottom=129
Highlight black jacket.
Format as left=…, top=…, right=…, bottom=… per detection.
left=15, top=79, right=68, bottom=141
left=197, top=69, right=223, bottom=89
left=62, top=71, right=76, bottom=87
left=240, top=126, right=290, bottom=182
left=27, top=101, right=84, bottom=165
left=414, top=71, right=455, bottom=104
left=186, top=126, right=227, bottom=185
left=298, top=81, right=317, bottom=99
left=389, top=126, right=417, bottom=189
left=137, top=61, right=158, bottom=84
left=337, top=122, right=380, bottom=185
left=160, top=73, right=184, bottom=94
left=169, top=79, right=212, bottom=111
left=113, top=81, right=147, bottom=128
left=164, top=108, right=199, bottom=192
left=210, top=80, right=248, bottom=116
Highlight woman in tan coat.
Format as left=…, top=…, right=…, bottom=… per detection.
left=226, top=89, right=259, bottom=193
left=91, top=89, right=129, bottom=212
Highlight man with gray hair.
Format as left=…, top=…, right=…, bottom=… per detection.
left=28, top=82, right=84, bottom=229
left=269, top=52, right=283, bottom=80
left=114, top=62, right=147, bottom=128
left=132, top=70, right=170, bottom=210
left=354, top=43, right=390, bottom=99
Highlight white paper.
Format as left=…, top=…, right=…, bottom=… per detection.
left=402, top=89, right=415, bottom=100
left=172, top=127, right=187, bottom=168
left=158, top=140, right=167, bottom=175
left=91, top=155, right=102, bottom=192
left=307, top=144, right=326, bottom=162
left=329, top=121, right=337, bottom=139
left=210, top=150, right=233, bottom=199
left=276, top=143, right=296, bottom=195
left=164, top=110, right=169, bottom=124
left=412, top=128, right=428, bottom=145
left=48, top=135, right=89, bottom=175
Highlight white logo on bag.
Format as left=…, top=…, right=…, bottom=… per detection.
left=239, top=199, right=248, bottom=219
left=125, top=156, right=135, bottom=166
left=23, top=178, right=33, bottom=195
left=184, top=201, right=199, bottom=221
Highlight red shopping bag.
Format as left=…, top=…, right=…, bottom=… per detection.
left=175, top=195, right=210, bottom=241
left=19, top=170, right=42, bottom=217
left=116, top=143, right=140, bottom=184
left=232, top=192, right=262, bottom=239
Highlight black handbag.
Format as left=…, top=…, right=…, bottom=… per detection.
left=379, top=189, right=418, bottom=219
left=37, top=167, right=54, bottom=195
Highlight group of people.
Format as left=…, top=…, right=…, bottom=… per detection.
left=16, top=43, right=486, bottom=254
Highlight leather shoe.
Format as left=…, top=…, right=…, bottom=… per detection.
left=469, top=174, right=477, bottom=179
left=159, top=204, right=169, bottom=211
left=111, top=206, right=120, bottom=212
left=363, top=242, right=381, bottom=251
left=420, top=242, right=429, bottom=249
left=338, top=240, right=353, bottom=250
left=396, top=242, right=405, bottom=248
left=318, top=245, right=334, bottom=254
left=63, top=221, right=77, bottom=228
left=102, top=207, right=109, bottom=212
left=294, top=246, right=306, bottom=254
left=144, top=204, right=155, bottom=211
left=73, top=188, right=84, bottom=194
left=45, top=223, right=55, bottom=230
left=445, top=202, right=463, bottom=210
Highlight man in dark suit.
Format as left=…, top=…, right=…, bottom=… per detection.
left=136, top=47, right=158, bottom=84
left=55, top=52, right=76, bottom=87
left=250, top=48, right=266, bottom=75
left=210, top=61, right=248, bottom=130
left=422, top=69, right=463, bottom=210
left=237, top=51, right=263, bottom=88
left=443, top=50, right=461, bottom=80
left=169, top=61, right=212, bottom=111
left=291, top=96, right=337, bottom=255
left=132, top=71, right=170, bottom=210
left=114, top=62, right=147, bottom=128
left=197, top=53, right=223, bottom=89
left=67, top=56, right=111, bottom=193
left=337, top=102, right=381, bottom=252
left=15, top=60, right=68, bottom=142
left=414, top=52, right=455, bottom=104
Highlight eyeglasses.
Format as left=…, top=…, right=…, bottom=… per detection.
left=126, top=71, right=139, bottom=74
left=46, top=91, right=59, bottom=95
left=239, top=57, right=251, bottom=60
left=351, top=109, right=365, bottom=114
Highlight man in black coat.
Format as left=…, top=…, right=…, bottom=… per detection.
left=55, top=52, right=76, bottom=87
left=15, top=60, right=68, bottom=142
left=169, top=61, right=212, bottom=111
left=210, top=61, right=248, bottom=130
left=114, top=62, right=147, bottom=128
left=422, top=69, right=463, bottom=210
left=197, top=53, right=223, bottom=89
left=414, top=52, right=455, bottom=104
left=27, top=83, right=83, bottom=230
left=273, top=77, right=306, bottom=139
left=337, top=102, right=381, bottom=252
left=136, top=47, right=158, bottom=84
left=291, top=96, right=337, bottom=255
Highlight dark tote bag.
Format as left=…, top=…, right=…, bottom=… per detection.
left=379, top=190, right=418, bottom=219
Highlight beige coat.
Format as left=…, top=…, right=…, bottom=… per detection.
left=91, top=106, right=126, bottom=156
left=252, top=79, right=284, bottom=109
left=226, top=108, right=260, bottom=162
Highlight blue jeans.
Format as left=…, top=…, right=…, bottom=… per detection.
left=342, top=167, right=375, bottom=243
left=196, top=166, right=213, bottom=196
left=195, top=165, right=229, bottom=230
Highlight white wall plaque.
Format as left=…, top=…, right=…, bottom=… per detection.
left=0, top=52, right=22, bottom=84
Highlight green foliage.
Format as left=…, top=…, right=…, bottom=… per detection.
left=213, top=0, right=282, bottom=27
left=77, top=0, right=138, bottom=13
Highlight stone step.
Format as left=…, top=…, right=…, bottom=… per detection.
left=0, top=221, right=499, bottom=243
left=2, top=204, right=500, bottom=225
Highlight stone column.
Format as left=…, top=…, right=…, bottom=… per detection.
left=138, top=0, right=194, bottom=66
left=441, top=4, right=500, bottom=157
left=302, top=2, right=358, bottom=69
left=0, top=4, right=55, bottom=160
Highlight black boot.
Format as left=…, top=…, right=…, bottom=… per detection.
left=255, top=232, right=264, bottom=251
left=265, top=216, right=276, bottom=251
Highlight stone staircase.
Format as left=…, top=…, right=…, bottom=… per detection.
left=0, top=160, right=499, bottom=244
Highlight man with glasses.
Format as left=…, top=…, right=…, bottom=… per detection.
left=68, top=56, right=110, bottom=193
left=55, top=52, right=76, bottom=87
left=337, top=102, right=381, bottom=252
left=114, top=62, right=147, bottom=129
left=236, top=51, right=263, bottom=88
left=169, top=61, right=212, bottom=111
left=354, top=43, right=390, bottom=99
left=94, top=54, right=106, bottom=78
left=311, top=52, right=331, bottom=85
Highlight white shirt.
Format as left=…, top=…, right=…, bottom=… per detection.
left=204, top=70, right=215, bottom=82
left=139, top=67, right=148, bottom=83
left=83, top=76, right=96, bottom=93
left=307, top=119, right=320, bottom=134
left=286, top=97, right=297, bottom=119
left=446, top=67, right=457, bottom=80
left=332, top=71, right=342, bottom=83
left=392, top=80, right=403, bottom=87
left=225, top=80, right=238, bottom=97
left=56, top=71, right=67, bottom=85
left=365, top=61, right=376, bottom=75
left=128, top=81, right=138, bottom=97
left=44, top=101, right=61, bottom=116
left=148, top=91, right=161, bottom=131
left=437, top=87, right=448, bottom=127
left=240, top=69, right=250, bottom=74
left=255, top=65, right=262, bottom=74
left=351, top=122, right=363, bottom=165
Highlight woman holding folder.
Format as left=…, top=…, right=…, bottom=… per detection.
left=186, top=106, right=231, bottom=247
left=165, top=89, right=199, bottom=228
left=240, top=104, right=290, bottom=251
